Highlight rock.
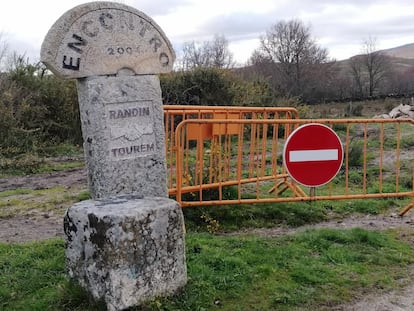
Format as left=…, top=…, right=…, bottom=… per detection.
left=388, top=104, right=414, bottom=118
left=375, top=103, right=414, bottom=119
left=64, top=196, right=187, bottom=311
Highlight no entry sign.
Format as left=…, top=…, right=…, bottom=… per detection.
left=283, top=123, right=343, bottom=187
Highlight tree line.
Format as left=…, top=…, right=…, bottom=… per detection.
left=176, top=20, right=414, bottom=103
left=1, top=19, right=414, bottom=156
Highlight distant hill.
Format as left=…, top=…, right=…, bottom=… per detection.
left=380, top=43, right=414, bottom=59
left=379, top=43, right=414, bottom=73
left=335, top=43, right=414, bottom=74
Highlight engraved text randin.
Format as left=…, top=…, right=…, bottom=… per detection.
left=106, top=101, right=156, bottom=160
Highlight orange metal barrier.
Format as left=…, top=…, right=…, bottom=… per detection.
left=164, top=105, right=299, bottom=194
left=172, top=118, right=414, bottom=216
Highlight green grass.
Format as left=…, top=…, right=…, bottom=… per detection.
left=35, top=144, right=83, bottom=158
left=0, top=239, right=66, bottom=310
left=0, top=189, right=34, bottom=198
left=183, top=202, right=328, bottom=232
left=37, top=161, right=85, bottom=174
left=1, top=229, right=413, bottom=311
left=0, top=159, right=84, bottom=177
left=328, top=198, right=403, bottom=215
left=0, top=143, right=84, bottom=177
left=0, top=187, right=89, bottom=218
left=182, top=196, right=409, bottom=232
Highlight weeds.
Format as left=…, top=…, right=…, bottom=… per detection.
left=0, top=187, right=89, bottom=218
left=0, top=143, right=84, bottom=177
left=200, top=213, right=221, bottom=234
left=2, top=229, right=413, bottom=311
left=184, top=201, right=328, bottom=232
left=0, top=153, right=46, bottom=176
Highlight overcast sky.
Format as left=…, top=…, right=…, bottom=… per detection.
left=1, top=0, right=414, bottom=66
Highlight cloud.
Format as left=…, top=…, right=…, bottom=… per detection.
left=129, top=0, right=192, bottom=16
left=2, top=0, right=414, bottom=66
left=198, top=12, right=272, bottom=39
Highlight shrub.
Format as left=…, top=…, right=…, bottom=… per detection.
left=0, top=153, right=46, bottom=175
left=348, top=143, right=364, bottom=167
left=0, top=59, right=81, bottom=156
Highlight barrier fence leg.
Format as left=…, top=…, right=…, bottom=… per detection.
left=400, top=202, right=414, bottom=216
left=400, top=164, right=414, bottom=216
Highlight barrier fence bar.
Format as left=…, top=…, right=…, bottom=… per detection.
left=163, top=105, right=299, bottom=193
left=172, top=118, right=414, bottom=216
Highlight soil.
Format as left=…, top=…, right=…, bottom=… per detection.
left=1, top=167, right=414, bottom=310
left=0, top=166, right=87, bottom=192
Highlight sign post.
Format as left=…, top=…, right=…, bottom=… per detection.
left=41, top=3, right=186, bottom=310
left=283, top=123, right=343, bottom=188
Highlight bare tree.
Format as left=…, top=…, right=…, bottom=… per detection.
left=0, top=32, right=9, bottom=72
left=247, top=49, right=280, bottom=94
left=181, top=41, right=209, bottom=69
left=252, top=19, right=331, bottom=99
left=349, top=37, right=391, bottom=97
left=208, top=34, right=235, bottom=68
left=349, top=55, right=365, bottom=98
left=363, top=37, right=390, bottom=96
left=180, top=34, right=235, bottom=70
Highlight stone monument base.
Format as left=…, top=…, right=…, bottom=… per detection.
left=64, top=196, right=187, bottom=311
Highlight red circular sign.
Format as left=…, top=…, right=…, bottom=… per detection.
left=283, top=123, right=343, bottom=187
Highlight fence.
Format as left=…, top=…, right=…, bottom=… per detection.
left=163, top=105, right=299, bottom=194
left=169, top=117, right=414, bottom=216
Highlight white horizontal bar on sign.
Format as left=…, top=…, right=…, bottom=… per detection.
left=289, top=149, right=338, bottom=162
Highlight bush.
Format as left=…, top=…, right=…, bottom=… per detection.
left=0, top=60, right=81, bottom=155
left=345, top=102, right=363, bottom=117
left=0, top=153, right=46, bottom=176
left=160, top=67, right=275, bottom=107
left=161, top=68, right=235, bottom=106
left=348, top=143, right=364, bottom=167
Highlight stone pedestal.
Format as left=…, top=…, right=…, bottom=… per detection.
left=42, top=3, right=186, bottom=310
left=64, top=196, right=187, bottom=311
left=77, top=74, right=168, bottom=199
